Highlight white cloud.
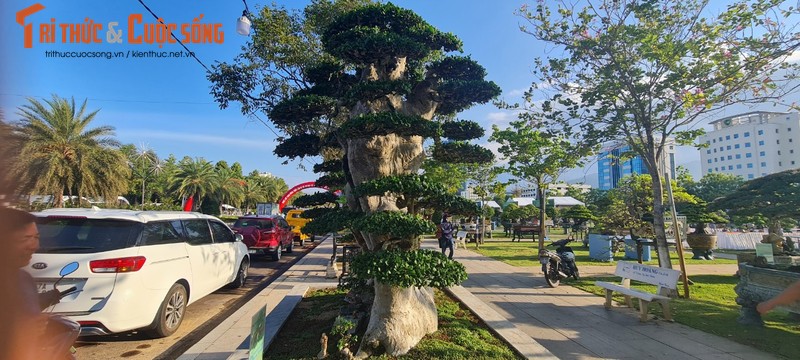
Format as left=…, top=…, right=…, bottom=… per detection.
left=122, top=130, right=275, bottom=150
left=504, top=88, right=527, bottom=98
left=785, top=49, right=800, bottom=64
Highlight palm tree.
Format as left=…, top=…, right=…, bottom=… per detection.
left=121, top=144, right=162, bottom=209
left=13, top=96, right=129, bottom=207
left=215, top=166, right=245, bottom=210
left=171, top=157, right=217, bottom=211
left=241, top=178, right=268, bottom=214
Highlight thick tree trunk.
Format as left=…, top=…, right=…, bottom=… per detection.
left=346, top=132, right=435, bottom=357
left=649, top=171, right=673, bottom=269
left=356, top=283, right=438, bottom=358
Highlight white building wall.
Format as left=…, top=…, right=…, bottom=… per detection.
left=699, top=112, right=800, bottom=180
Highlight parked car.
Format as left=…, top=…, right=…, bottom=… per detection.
left=26, top=209, right=250, bottom=338
left=285, top=209, right=312, bottom=246
left=231, top=215, right=294, bottom=260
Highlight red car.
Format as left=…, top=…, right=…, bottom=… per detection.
left=231, top=215, right=294, bottom=260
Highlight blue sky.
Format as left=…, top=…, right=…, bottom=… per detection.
left=1, top=0, right=796, bottom=189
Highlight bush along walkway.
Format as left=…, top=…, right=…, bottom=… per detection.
left=431, top=240, right=780, bottom=360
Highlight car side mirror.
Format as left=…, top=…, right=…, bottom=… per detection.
left=235, top=233, right=244, bottom=242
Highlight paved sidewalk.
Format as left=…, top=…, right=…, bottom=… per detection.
left=177, top=237, right=339, bottom=360
left=446, top=242, right=777, bottom=360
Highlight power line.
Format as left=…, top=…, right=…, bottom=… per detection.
left=0, top=93, right=213, bottom=105
left=135, top=0, right=211, bottom=72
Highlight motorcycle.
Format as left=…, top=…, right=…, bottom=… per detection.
left=538, top=238, right=580, bottom=288
left=39, top=262, right=82, bottom=360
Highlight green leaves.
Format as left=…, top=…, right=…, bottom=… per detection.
left=321, top=3, right=461, bottom=64
left=436, top=80, right=501, bottom=114
left=428, top=56, right=488, bottom=81
left=294, top=192, right=340, bottom=207
left=441, top=120, right=485, bottom=141
left=352, top=211, right=435, bottom=238
left=432, top=142, right=494, bottom=164
left=268, top=95, right=337, bottom=126
left=273, top=133, right=321, bottom=160
left=338, top=112, right=440, bottom=139
left=350, top=249, right=468, bottom=288
left=355, top=174, right=444, bottom=198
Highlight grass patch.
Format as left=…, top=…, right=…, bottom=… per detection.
left=265, top=288, right=522, bottom=360
left=570, top=275, right=800, bottom=359
left=473, top=241, right=737, bottom=267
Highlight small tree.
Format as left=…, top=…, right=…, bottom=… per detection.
left=490, top=122, right=590, bottom=249
left=711, top=169, right=800, bottom=237
left=682, top=201, right=727, bottom=235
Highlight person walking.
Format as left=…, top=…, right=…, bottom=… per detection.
left=439, top=214, right=455, bottom=259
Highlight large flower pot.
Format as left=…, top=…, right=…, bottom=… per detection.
left=686, top=233, right=717, bottom=260
left=588, top=234, right=613, bottom=262
left=735, top=264, right=800, bottom=325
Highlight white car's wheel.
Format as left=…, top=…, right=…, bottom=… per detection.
left=147, top=283, right=187, bottom=338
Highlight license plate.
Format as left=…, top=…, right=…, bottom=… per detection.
left=539, top=258, right=550, bottom=265
left=248, top=249, right=258, bottom=254
left=36, top=279, right=79, bottom=293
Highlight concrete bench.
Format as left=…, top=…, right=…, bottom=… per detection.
left=595, top=261, right=682, bottom=322
left=455, top=231, right=468, bottom=249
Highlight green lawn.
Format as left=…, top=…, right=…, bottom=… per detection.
left=571, top=275, right=800, bottom=359
left=473, top=240, right=737, bottom=267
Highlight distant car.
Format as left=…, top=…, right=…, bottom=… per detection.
left=231, top=215, right=294, bottom=260
left=26, top=209, right=250, bottom=338
left=285, top=209, right=312, bottom=246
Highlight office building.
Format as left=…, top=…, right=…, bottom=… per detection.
left=597, top=140, right=675, bottom=190
left=699, top=111, right=800, bottom=180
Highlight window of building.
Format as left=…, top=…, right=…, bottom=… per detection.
left=759, top=140, right=765, bottom=146
left=726, top=135, right=731, bottom=140
left=727, top=155, right=732, bottom=160
left=793, top=161, right=796, bottom=165
left=714, top=158, right=718, bottom=162
left=763, top=173, right=767, bottom=176
left=706, top=149, right=711, bottom=154
left=714, top=167, right=718, bottom=171
left=746, top=153, right=752, bottom=158
left=720, top=146, right=724, bottom=151
left=778, top=151, right=781, bottom=155
left=790, top=138, right=793, bottom=143
left=789, top=127, right=793, bottom=132
left=708, top=169, right=713, bottom=173
left=761, top=162, right=767, bottom=167
left=745, top=142, right=751, bottom=147
left=744, top=132, right=750, bottom=137
left=779, top=161, right=782, bottom=166
left=735, top=144, right=740, bottom=149
left=777, top=139, right=780, bottom=144
left=748, top=174, right=754, bottom=179
left=707, top=159, right=712, bottom=164
left=776, top=129, right=780, bottom=133
left=758, top=130, right=764, bottom=135
left=712, top=139, right=716, bottom=143
left=735, top=154, right=741, bottom=159
left=713, top=148, right=717, bottom=153
left=760, top=151, right=766, bottom=156
left=747, top=163, right=753, bottom=168
left=728, top=165, right=733, bottom=170
left=734, top=133, right=739, bottom=139
left=791, top=150, right=795, bottom=154
left=719, top=137, right=723, bottom=141
left=736, top=164, right=741, bottom=169
left=726, top=145, right=731, bottom=150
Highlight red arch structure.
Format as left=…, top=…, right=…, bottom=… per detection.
left=278, top=182, right=329, bottom=212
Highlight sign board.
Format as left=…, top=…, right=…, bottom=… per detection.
left=664, top=214, right=688, bottom=240
left=249, top=305, right=267, bottom=360
left=755, top=243, right=775, bottom=264
left=256, top=203, right=277, bottom=216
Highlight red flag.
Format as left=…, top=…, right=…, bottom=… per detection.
left=183, top=196, right=194, bottom=212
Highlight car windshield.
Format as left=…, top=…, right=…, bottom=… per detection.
left=232, top=218, right=273, bottom=230
left=36, top=217, right=142, bottom=254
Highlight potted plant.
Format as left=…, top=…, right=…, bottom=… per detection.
left=683, top=201, right=727, bottom=260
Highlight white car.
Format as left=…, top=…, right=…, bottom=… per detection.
left=26, top=208, right=250, bottom=338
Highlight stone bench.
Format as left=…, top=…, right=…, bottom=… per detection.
left=595, top=261, right=682, bottom=322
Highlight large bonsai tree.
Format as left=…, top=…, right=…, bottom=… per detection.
left=712, top=169, right=800, bottom=238
left=209, top=2, right=499, bottom=356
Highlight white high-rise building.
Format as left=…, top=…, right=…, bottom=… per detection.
left=699, top=111, right=800, bottom=180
